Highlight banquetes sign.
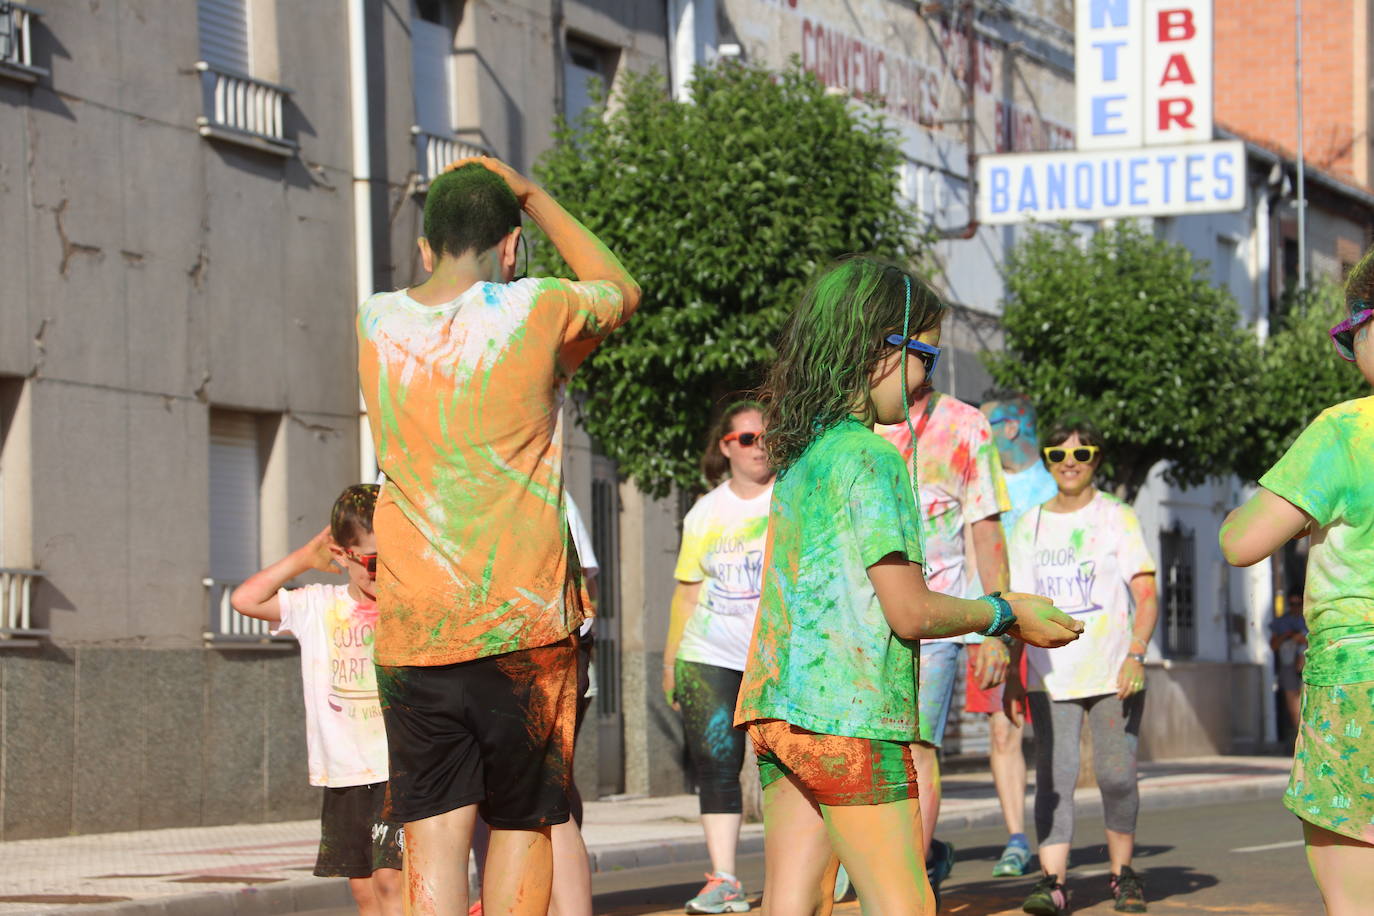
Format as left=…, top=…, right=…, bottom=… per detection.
left=976, top=0, right=1244, bottom=224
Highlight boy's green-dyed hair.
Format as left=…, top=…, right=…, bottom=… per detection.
left=330, top=484, right=379, bottom=548
left=759, top=255, right=944, bottom=472
left=423, top=164, right=521, bottom=260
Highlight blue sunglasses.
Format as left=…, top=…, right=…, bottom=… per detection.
left=885, top=333, right=942, bottom=377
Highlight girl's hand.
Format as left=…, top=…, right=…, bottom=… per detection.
left=973, top=639, right=1010, bottom=689
left=301, top=525, right=339, bottom=574
left=1117, top=656, right=1146, bottom=699
left=443, top=155, right=538, bottom=207
left=662, top=664, right=678, bottom=711
left=1005, top=592, right=1084, bottom=648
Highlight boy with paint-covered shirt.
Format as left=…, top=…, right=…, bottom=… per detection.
left=358, top=157, right=639, bottom=915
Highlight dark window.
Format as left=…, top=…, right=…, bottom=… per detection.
left=415, top=0, right=444, bottom=25
left=1160, top=522, right=1195, bottom=658
left=591, top=475, right=620, bottom=715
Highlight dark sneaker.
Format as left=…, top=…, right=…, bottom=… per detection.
left=1111, top=866, right=1147, bottom=913
left=926, top=838, right=955, bottom=910
left=1022, top=874, right=1069, bottom=916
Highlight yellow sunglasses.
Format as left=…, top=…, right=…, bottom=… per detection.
left=1043, top=445, right=1100, bottom=464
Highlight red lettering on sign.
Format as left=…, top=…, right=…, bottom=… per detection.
left=1159, top=53, right=1196, bottom=85
left=1158, top=97, right=1196, bottom=129
left=1157, top=9, right=1196, bottom=41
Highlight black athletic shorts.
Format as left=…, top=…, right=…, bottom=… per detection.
left=314, top=781, right=404, bottom=878
left=377, top=636, right=578, bottom=828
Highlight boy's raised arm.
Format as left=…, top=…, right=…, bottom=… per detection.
left=230, top=526, right=337, bottom=624
left=447, top=156, right=642, bottom=317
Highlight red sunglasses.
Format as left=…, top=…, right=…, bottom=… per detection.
left=722, top=431, right=763, bottom=447
left=344, top=549, right=377, bottom=575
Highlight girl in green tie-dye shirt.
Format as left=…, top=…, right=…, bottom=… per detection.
left=734, top=255, right=1081, bottom=915
left=1222, top=247, right=1374, bottom=914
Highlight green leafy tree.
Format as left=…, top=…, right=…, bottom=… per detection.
left=533, top=62, right=927, bottom=497
left=1239, top=282, right=1368, bottom=481
left=985, top=222, right=1260, bottom=502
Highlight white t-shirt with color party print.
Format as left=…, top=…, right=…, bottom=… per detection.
left=674, top=480, right=773, bottom=673
left=273, top=583, right=389, bottom=788
left=1009, top=491, right=1156, bottom=700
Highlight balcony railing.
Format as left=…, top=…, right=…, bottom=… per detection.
left=412, top=128, right=489, bottom=188
left=0, top=3, right=44, bottom=83
left=203, top=577, right=292, bottom=647
left=0, top=568, right=47, bottom=644
left=195, top=61, right=296, bottom=156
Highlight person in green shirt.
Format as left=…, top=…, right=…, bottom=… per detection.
left=1221, top=247, right=1374, bottom=916
left=735, top=255, right=1083, bottom=915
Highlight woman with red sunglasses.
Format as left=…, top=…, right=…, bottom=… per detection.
left=662, top=400, right=774, bottom=914
left=1006, top=419, right=1158, bottom=915
left=1221, top=254, right=1374, bottom=915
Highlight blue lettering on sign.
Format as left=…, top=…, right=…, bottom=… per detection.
left=1156, top=155, right=1177, bottom=204
left=1046, top=163, right=1067, bottom=210
left=1018, top=166, right=1039, bottom=210
left=1102, top=159, right=1122, bottom=206
left=1092, top=96, right=1127, bottom=135
left=1128, top=157, right=1148, bottom=205
left=1092, top=40, right=1128, bottom=80
left=1185, top=153, right=1205, bottom=202
left=1213, top=152, right=1235, bottom=201
left=990, top=167, right=1010, bottom=213
left=1074, top=162, right=1095, bottom=209
left=1090, top=0, right=1131, bottom=29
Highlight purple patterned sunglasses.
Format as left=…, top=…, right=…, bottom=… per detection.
left=1329, top=305, right=1374, bottom=361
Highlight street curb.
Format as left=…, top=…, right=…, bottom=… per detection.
left=64, top=775, right=1288, bottom=915
left=65, top=877, right=353, bottom=916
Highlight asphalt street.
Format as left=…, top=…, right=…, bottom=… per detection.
left=304, top=796, right=1324, bottom=915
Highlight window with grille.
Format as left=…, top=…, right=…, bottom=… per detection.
left=1160, top=522, right=1195, bottom=658
left=590, top=475, right=620, bottom=715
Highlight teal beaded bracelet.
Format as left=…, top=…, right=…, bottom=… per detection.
left=980, top=592, right=1015, bottom=638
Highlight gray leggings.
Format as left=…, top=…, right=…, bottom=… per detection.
left=1029, top=691, right=1145, bottom=846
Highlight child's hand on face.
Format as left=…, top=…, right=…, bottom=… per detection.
left=1004, top=592, right=1084, bottom=648
left=443, top=156, right=537, bottom=207
left=303, top=525, right=340, bottom=574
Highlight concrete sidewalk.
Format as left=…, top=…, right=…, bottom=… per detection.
left=0, top=756, right=1292, bottom=915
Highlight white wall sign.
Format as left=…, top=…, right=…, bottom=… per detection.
left=976, top=140, right=1244, bottom=224
left=982, top=0, right=1236, bottom=223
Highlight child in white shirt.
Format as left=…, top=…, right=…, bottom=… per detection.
left=232, top=484, right=401, bottom=916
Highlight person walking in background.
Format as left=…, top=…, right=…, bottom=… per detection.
left=735, top=255, right=1081, bottom=916
left=663, top=401, right=774, bottom=914
left=469, top=492, right=602, bottom=916
left=875, top=382, right=1011, bottom=903
left=1006, top=420, right=1158, bottom=916
left=1220, top=247, right=1374, bottom=915
left=358, top=156, right=640, bottom=916
left=975, top=394, right=1060, bottom=878
left=231, top=485, right=402, bottom=916
left=1269, top=591, right=1308, bottom=747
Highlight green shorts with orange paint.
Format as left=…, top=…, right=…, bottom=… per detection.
left=746, top=719, right=919, bottom=807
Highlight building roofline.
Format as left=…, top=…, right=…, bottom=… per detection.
left=1219, top=126, right=1374, bottom=209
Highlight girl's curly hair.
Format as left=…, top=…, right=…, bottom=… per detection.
left=759, top=255, right=944, bottom=472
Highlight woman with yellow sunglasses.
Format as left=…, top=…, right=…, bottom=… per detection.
left=1005, top=419, right=1159, bottom=916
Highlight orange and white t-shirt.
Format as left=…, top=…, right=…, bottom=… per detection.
left=357, top=277, right=625, bottom=667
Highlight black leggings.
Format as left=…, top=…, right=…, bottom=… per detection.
left=676, top=659, right=746, bottom=815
